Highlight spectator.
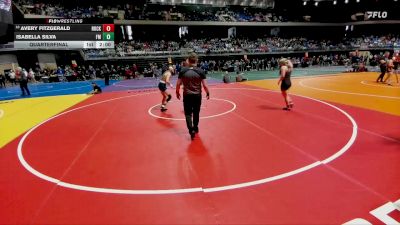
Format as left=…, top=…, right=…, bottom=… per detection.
left=223, top=71, right=230, bottom=83
left=88, top=82, right=102, bottom=94
left=0, top=73, right=5, bottom=88
left=28, top=68, right=36, bottom=82
left=236, top=71, right=248, bottom=82
left=357, top=63, right=368, bottom=72
left=9, top=69, right=16, bottom=85
left=19, top=68, right=31, bottom=96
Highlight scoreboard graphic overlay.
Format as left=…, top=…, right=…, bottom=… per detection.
left=14, top=19, right=114, bottom=49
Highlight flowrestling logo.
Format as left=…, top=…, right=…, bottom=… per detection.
left=365, top=11, right=388, bottom=20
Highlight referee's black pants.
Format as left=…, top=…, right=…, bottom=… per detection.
left=377, top=68, right=386, bottom=82
left=183, top=94, right=202, bottom=133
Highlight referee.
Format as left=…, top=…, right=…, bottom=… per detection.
left=176, top=53, right=210, bottom=140
left=377, top=59, right=387, bottom=83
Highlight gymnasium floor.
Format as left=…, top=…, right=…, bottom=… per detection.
left=0, top=69, right=399, bottom=224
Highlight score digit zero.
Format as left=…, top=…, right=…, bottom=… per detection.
left=103, top=24, right=114, bottom=32
left=103, top=32, right=114, bottom=41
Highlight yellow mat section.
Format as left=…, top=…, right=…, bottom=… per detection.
left=0, top=94, right=89, bottom=148
left=246, top=72, right=400, bottom=116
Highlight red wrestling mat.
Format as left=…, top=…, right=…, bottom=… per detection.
left=0, top=84, right=399, bottom=224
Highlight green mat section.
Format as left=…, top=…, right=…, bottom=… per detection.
left=208, top=66, right=348, bottom=81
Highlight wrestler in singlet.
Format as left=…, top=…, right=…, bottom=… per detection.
left=158, top=66, right=174, bottom=111
left=278, top=58, right=294, bottom=110
left=384, top=59, right=395, bottom=85
left=394, top=57, right=400, bottom=70
left=280, top=67, right=292, bottom=91
left=387, top=63, right=394, bottom=72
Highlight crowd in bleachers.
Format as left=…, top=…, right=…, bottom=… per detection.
left=83, top=35, right=400, bottom=58
left=14, top=0, right=285, bottom=22
left=196, top=53, right=357, bottom=73
left=349, top=35, right=400, bottom=49
left=153, top=7, right=285, bottom=22
left=15, top=0, right=108, bottom=18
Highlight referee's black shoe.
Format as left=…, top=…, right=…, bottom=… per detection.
left=190, top=131, right=196, bottom=140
